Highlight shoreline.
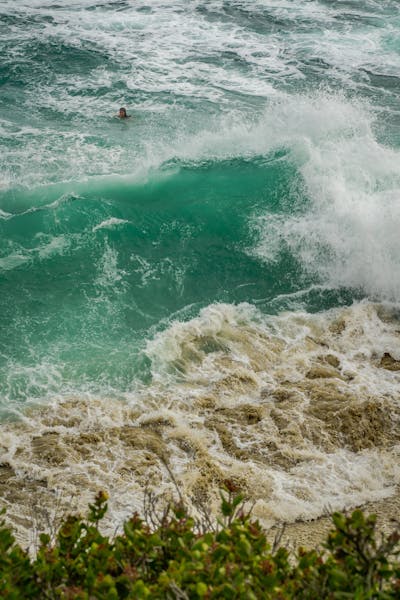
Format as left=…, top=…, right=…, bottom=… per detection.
left=275, top=486, right=400, bottom=551
left=4, top=487, right=400, bottom=554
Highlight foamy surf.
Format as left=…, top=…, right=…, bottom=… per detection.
left=1, top=301, right=400, bottom=546
left=1, top=0, right=400, bottom=551
left=92, top=218, right=129, bottom=232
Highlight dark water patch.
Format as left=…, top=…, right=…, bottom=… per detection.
left=29, top=39, right=110, bottom=76
left=136, top=5, right=154, bottom=14
left=85, top=1, right=133, bottom=12
left=319, top=0, right=397, bottom=16
left=334, top=14, right=385, bottom=28
left=195, top=2, right=320, bottom=35
left=361, top=69, right=400, bottom=91
left=0, top=12, right=55, bottom=29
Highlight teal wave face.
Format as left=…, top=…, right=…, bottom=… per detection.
left=0, top=155, right=313, bottom=405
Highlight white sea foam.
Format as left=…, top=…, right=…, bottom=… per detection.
left=1, top=0, right=400, bottom=546
left=3, top=91, right=398, bottom=306
left=0, top=209, right=12, bottom=220
left=141, top=300, right=400, bottom=521
left=92, top=217, right=129, bottom=232
left=250, top=94, right=400, bottom=301
left=2, top=300, right=400, bottom=545
left=95, top=243, right=126, bottom=290
left=36, top=235, right=71, bottom=259
left=1, top=0, right=398, bottom=188
left=0, top=234, right=77, bottom=273
left=0, top=253, right=31, bottom=272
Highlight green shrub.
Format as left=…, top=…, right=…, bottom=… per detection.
left=0, top=489, right=399, bottom=598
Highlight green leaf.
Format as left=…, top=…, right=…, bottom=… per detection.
left=196, top=581, right=208, bottom=597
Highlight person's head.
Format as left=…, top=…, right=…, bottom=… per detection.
left=119, top=107, right=128, bottom=118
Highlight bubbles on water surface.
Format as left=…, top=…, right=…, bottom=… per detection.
left=1, top=0, right=400, bottom=547
left=1, top=301, right=400, bottom=545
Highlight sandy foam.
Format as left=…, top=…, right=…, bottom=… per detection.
left=1, top=301, right=400, bottom=547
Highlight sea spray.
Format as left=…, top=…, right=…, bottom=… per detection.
left=1, top=0, right=400, bottom=545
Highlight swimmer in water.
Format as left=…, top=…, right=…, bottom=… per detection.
left=117, top=107, right=131, bottom=119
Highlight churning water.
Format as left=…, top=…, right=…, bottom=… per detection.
left=1, top=0, right=400, bottom=543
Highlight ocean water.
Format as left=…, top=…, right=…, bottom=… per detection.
left=1, top=0, right=400, bottom=543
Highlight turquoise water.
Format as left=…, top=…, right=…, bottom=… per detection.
left=2, top=1, right=398, bottom=410
left=1, top=1, right=400, bottom=539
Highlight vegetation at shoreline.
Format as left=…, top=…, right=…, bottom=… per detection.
left=1, top=486, right=399, bottom=599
